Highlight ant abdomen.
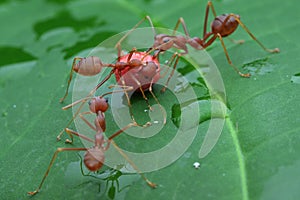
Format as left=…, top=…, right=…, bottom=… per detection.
left=84, top=147, right=105, bottom=171
left=73, top=56, right=103, bottom=76
left=212, top=14, right=239, bottom=37
left=139, top=62, right=158, bottom=80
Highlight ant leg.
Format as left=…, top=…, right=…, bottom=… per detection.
left=58, top=84, right=133, bottom=142
left=117, top=71, right=142, bottom=126
left=118, top=50, right=153, bottom=127
left=159, top=52, right=178, bottom=79
left=161, top=52, right=181, bottom=92
left=200, top=31, right=250, bottom=77
left=62, top=97, right=92, bottom=110
left=60, top=57, right=82, bottom=103
left=130, top=74, right=153, bottom=111
left=65, top=128, right=95, bottom=143
left=119, top=75, right=151, bottom=127
left=148, top=81, right=167, bottom=125
left=121, top=47, right=138, bottom=62
left=57, top=99, right=93, bottom=142
left=63, top=111, right=96, bottom=144
left=229, top=14, right=280, bottom=53
left=27, top=147, right=88, bottom=196
left=105, top=122, right=137, bottom=149
left=57, top=70, right=115, bottom=141
left=87, top=122, right=155, bottom=188
left=203, top=1, right=218, bottom=38
left=79, top=111, right=97, bottom=131
left=93, top=69, right=116, bottom=93
left=115, top=15, right=156, bottom=52
left=172, top=17, right=191, bottom=37
left=108, top=84, right=134, bottom=93
left=216, top=33, right=251, bottom=77
left=172, top=17, right=205, bottom=52
left=138, top=86, right=153, bottom=111
left=108, top=140, right=157, bottom=188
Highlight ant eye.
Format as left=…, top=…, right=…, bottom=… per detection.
left=104, top=97, right=109, bottom=103
left=163, top=38, right=170, bottom=43
left=88, top=101, right=91, bottom=105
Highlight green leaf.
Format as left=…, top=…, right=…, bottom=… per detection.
left=0, top=0, right=299, bottom=200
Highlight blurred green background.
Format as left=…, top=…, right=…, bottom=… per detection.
left=0, top=0, right=299, bottom=199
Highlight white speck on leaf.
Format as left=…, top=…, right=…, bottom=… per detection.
left=193, top=162, right=200, bottom=169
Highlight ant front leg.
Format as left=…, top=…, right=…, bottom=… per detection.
left=148, top=80, right=167, bottom=125
left=57, top=96, right=94, bottom=143
left=65, top=128, right=95, bottom=143
left=216, top=33, right=251, bottom=77
left=172, top=17, right=204, bottom=52
left=203, top=1, right=218, bottom=38
left=172, top=17, right=191, bottom=37
left=61, top=111, right=97, bottom=144
left=115, top=15, right=156, bottom=53
left=116, top=71, right=151, bottom=127
left=130, top=74, right=153, bottom=111
left=161, top=52, right=181, bottom=92
left=216, top=13, right=279, bottom=77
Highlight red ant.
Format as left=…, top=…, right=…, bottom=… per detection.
left=57, top=44, right=167, bottom=141
left=126, top=1, right=279, bottom=80
left=28, top=93, right=156, bottom=196
left=59, top=48, right=160, bottom=103
left=59, top=86, right=135, bottom=143
left=59, top=17, right=159, bottom=105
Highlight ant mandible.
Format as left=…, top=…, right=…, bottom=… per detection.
left=126, top=1, right=280, bottom=79
left=28, top=92, right=156, bottom=196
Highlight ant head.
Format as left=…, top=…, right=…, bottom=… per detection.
left=89, top=96, right=109, bottom=113
left=153, top=34, right=174, bottom=51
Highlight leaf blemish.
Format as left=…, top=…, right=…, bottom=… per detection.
left=291, top=73, right=300, bottom=84
left=242, top=57, right=276, bottom=75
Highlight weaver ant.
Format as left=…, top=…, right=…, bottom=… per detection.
left=126, top=1, right=279, bottom=79
left=28, top=92, right=156, bottom=196
left=57, top=43, right=167, bottom=141
left=59, top=17, right=159, bottom=104
left=59, top=48, right=160, bottom=103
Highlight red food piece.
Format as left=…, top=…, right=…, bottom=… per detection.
left=114, top=52, right=160, bottom=91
